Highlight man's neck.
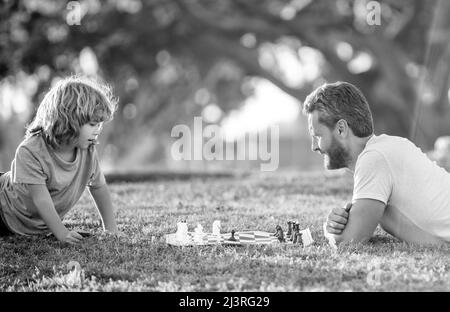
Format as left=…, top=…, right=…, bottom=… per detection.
left=347, top=134, right=374, bottom=172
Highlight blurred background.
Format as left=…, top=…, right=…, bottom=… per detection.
left=1, top=0, right=450, bottom=175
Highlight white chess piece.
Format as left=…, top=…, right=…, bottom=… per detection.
left=212, top=220, right=221, bottom=236
left=193, top=223, right=204, bottom=244
left=323, top=222, right=337, bottom=249
left=195, top=224, right=203, bottom=235
left=176, top=221, right=189, bottom=243
left=300, top=228, right=314, bottom=247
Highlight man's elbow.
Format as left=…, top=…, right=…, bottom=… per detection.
left=333, top=232, right=371, bottom=245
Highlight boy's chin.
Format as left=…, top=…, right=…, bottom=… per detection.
left=78, top=143, right=92, bottom=150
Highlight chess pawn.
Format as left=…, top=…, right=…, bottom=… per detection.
left=194, top=223, right=204, bottom=243
left=195, top=223, right=203, bottom=234
left=229, top=230, right=237, bottom=241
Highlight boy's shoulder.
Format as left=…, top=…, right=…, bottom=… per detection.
left=16, top=133, right=47, bottom=154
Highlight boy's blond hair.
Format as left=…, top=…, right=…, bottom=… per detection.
left=26, top=76, right=118, bottom=149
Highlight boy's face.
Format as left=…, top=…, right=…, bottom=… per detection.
left=77, top=122, right=103, bottom=149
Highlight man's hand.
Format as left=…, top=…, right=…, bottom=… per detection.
left=326, top=203, right=352, bottom=235
left=325, top=199, right=385, bottom=245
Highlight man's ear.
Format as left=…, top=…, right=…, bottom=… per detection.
left=336, top=119, right=349, bottom=137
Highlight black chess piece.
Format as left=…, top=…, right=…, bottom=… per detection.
left=298, top=232, right=303, bottom=246
left=292, top=222, right=300, bottom=244
left=275, top=225, right=285, bottom=242
left=287, top=221, right=293, bottom=240
left=292, top=231, right=297, bottom=244
left=229, top=230, right=237, bottom=241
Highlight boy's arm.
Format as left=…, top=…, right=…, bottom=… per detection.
left=88, top=184, right=118, bottom=233
left=328, top=199, right=386, bottom=244
left=27, top=184, right=83, bottom=244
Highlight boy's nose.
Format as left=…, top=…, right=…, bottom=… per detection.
left=94, top=125, right=103, bottom=134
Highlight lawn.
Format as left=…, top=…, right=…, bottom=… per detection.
left=1, top=170, right=449, bottom=292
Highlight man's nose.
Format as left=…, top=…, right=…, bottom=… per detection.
left=311, top=140, right=320, bottom=153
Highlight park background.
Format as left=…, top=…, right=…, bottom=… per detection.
left=1, top=0, right=450, bottom=174
left=1, top=0, right=450, bottom=293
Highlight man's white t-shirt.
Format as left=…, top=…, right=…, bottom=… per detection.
left=352, top=134, right=450, bottom=243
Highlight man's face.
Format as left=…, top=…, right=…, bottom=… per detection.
left=307, top=111, right=350, bottom=170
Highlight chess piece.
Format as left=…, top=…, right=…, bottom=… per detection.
left=212, top=220, right=221, bottom=236
left=176, top=220, right=188, bottom=242
left=287, top=221, right=293, bottom=240
left=274, top=225, right=285, bottom=242
left=297, top=232, right=303, bottom=246
left=193, top=223, right=204, bottom=243
left=300, top=228, right=314, bottom=247
left=229, top=230, right=237, bottom=241
left=292, top=222, right=300, bottom=244
left=195, top=223, right=204, bottom=234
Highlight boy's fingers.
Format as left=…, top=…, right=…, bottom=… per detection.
left=67, top=231, right=83, bottom=243
left=72, top=232, right=83, bottom=240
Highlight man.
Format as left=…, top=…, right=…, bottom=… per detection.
left=303, top=81, right=450, bottom=245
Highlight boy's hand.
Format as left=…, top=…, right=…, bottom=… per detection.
left=325, top=203, right=352, bottom=234
left=58, top=230, right=84, bottom=245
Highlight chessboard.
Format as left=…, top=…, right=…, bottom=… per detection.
left=165, top=230, right=279, bottom=246
left=165, top=229, right=314, bottom=247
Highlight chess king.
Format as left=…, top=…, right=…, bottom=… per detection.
left=303, top=81, right=450, bottom=245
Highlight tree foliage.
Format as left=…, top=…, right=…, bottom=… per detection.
left=1, top=0, right=449, bottom=167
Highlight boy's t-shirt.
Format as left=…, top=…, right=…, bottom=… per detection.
left=352, top=134, right=450, bottom=243
left=0, top=133, right=106, bottom=235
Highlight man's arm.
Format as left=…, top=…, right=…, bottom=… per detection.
left=28, top=184, right=83, bottom=244
left=329, top=199, right=386, bottom=244
left=88, top=184, right=118, bottom=233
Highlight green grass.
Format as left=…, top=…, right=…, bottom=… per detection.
left=1, top=170, right=449, bottom=291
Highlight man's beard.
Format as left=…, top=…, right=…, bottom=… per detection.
left=324, top=137, right=350, bottom=170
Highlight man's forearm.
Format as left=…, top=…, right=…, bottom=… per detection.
left=332, top=231, right=371, bottom=244
left=89, top=185, right=118, bottom=232
left=327, top=199, right=385, bottom=245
